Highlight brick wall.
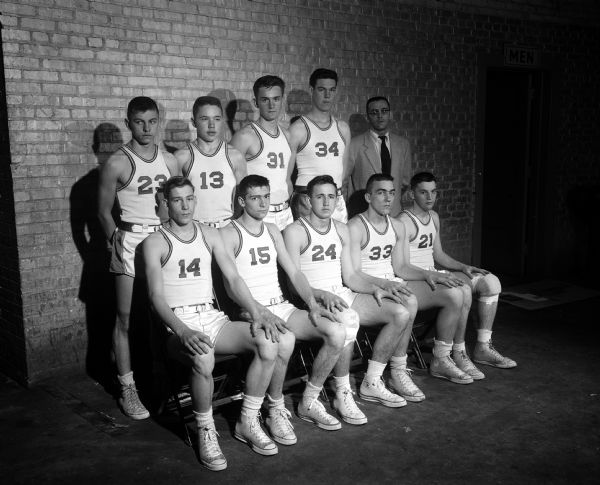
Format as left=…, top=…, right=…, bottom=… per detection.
left=1, top=0, right=599, bottom=382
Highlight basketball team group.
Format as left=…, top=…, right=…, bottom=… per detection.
left=97, top=68, right=517, bottom=471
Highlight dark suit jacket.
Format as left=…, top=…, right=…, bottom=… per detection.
left=346, top=131, right=412, bottom=217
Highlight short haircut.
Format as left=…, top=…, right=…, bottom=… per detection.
left=309, top=68, right=338, bottom=88
left=163, top=176, right=194, bottom=200
left=366, top=173, right=394, bottom=193
left=366, top=96, right=390, bottom=112
left=410, top=172, right=437, bottom=189
left=127, top=96, right=158, bottom=120
left=192, top=96, right=222, bottom=118
left=306, top=175, right=337, bottom=196
left=238, top=174, right=270, bottom=198
left=253, top=75, right=285, bottom=99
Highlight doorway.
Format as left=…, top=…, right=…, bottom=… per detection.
left=477, top=68, right=549, bottom=281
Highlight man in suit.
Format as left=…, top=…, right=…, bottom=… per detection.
left=346, top=96, right=411, bottom=218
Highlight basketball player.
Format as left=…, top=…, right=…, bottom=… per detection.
left=348, top=174, right=473, bottom=390
left=284, top=175, right=415, bottom=425
left=289, top=68, right=351, bottom=222
left=221, top=174, right=348, bottom=442
left=400, top=172, right=517, bottom=378
left=175, top=96, right=247, bottom=228
left=98, top=96, right=178, bottom=419
left=143, top=176, right=289, bottom=471
left=231, top=76, right=294, bottom=230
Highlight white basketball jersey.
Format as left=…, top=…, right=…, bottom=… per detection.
left=159, top=222, right=214, bottom=308
left=231, top=220, right=282, bottom=305
left=184, top=140, right=237, bottom=223
left=295, top=116, right=346, bottom=187
left=403, top=210, right=436, bottom=269
left=297, top=218, right=343, bottom=290
left=116, top=145, right=170, bottom=225
left=246, top=122, right=292, bottom=205
left=358, top=215, right=397, bottom=279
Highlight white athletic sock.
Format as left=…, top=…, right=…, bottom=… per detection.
left=193, top=409, right=213, bottom=428
left=477, top=329, right=493, bottom=344
left=241, top=394, right=263, bottom=420
left=365, top=359, right=387, bottom=383
left=333, top=375, right=351, bottom=392
left=432, top=339, right=453, bottom=358
left=117, top=371, right=134, bottom=387
left=452, top=342, right=466, bottom=353
left=302, top=381, right=322, bottom=404
left=389, top=355, right=408, bottom=371
left=266, top=393, right=285, bottom=410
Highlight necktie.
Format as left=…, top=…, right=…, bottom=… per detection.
left=379, top=135, right=391, bottom=175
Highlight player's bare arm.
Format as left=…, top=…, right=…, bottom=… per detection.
left=98, top=151, right=129, bottom=241
left=162, top=150, right=180, bottom=176
left=230, top=125, right=260, bottom=160
left=173, top=145, right=193, bottom=175
left=143, top=232, right=213, bottom=355
left=338, top=120, right=352, bottom=185
left=288, top=118, right=308, bottom=155
left=227, top=145, right=248, bottom=184
left=281, top=127, right=296, bottom=196
left=282, top=221, right=348, bottom=313
left=206, top=225, right=286, bottom=342
left=430, top=211, right=489, bottom=278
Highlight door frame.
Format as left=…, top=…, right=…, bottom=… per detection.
left=473, top=50, right=560, bottom=278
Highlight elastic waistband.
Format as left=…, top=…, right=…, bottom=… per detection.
left=118, top=221, right=161, bottom=233
left=269, top=200, right=290, bottom=213
left=201, top=218, right=231, bottom=229
left=172, top=302, right=214, bottom=314
left=265, top=295, right=286, bottom=306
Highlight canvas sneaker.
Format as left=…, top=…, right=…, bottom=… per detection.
left=298, top=397, right=342, bottom=431
left=430, top=356, right=474, bottom=384
left=390, top=368, right=426, bottom=402
left=118, top=384, right=150, bottom=420
left=359, top=377, right=407, bottom=408
left=333, top=387, right=368, bottom=425
left=266, top=407, right=297, bottom=446
left=452, top=350, right=485, bottom=380
left=473, top=341, right=517, bottom=368
left=197, top=424, right=227, bottom=471
left=234, top=412, right=278, bottom=456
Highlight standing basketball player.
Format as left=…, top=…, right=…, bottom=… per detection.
left=98, top=96, right=178, bottom=419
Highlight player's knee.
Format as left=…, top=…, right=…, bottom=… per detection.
left=404, top=294, right=419, bottom=319
left=277, top=331, right=296, bottom=360
left=390, top=303, right=411, bottom=329
left=336, top=308, right=360, bottom=347
left=320, top=320, right=346, bottom=350
left=191, top=352, right=215, bottom=377
left=459, top=284, right=472, bottom=308
left=254, top=336, right=279, bottom=362
left=478, top=273, right=501, bottom=296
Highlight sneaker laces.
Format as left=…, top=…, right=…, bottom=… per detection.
left=270, top=407, right=294, bottom=434
left=306, top=397, right=334, bottom=421
left=373, top=377, right=399, bottom=399
left=393, top=368, right=420, bottom=394
left=200, top=426, right=223, bottom=458
left=338, top=387, right=362, bottom=416
left=486, top=340, right=505, bottom=361
left=456, top=350, right=477, bottom=370
left=121, top=384, right=145, bottom=411
left=248, top=411, right=271, bottom=446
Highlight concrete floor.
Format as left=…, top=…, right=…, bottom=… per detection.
left=2, top=296, right=600, bottom=485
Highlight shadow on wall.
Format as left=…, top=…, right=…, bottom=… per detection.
left=566, top=185, right=600, bottom=278
left=69, top=122, right=122, bottom=387
left=207, top=89, right=252, bottom=141
left=347, top=113, right=370, bottom=218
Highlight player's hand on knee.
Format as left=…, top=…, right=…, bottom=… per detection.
left=179, top=328, right=213, bottom=355
left=308, top=304, right=338, bottom=327
left=386, top=280, right=413, bottom=298
left=373, top=287, right=402, bottom=306
left=431, top=273, right=463, bottom=288
left=316, top=290, right=348, bottom=314
left=253, top=306, right=288, bottom=342
left=462, top=265, right=489, bottom=278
